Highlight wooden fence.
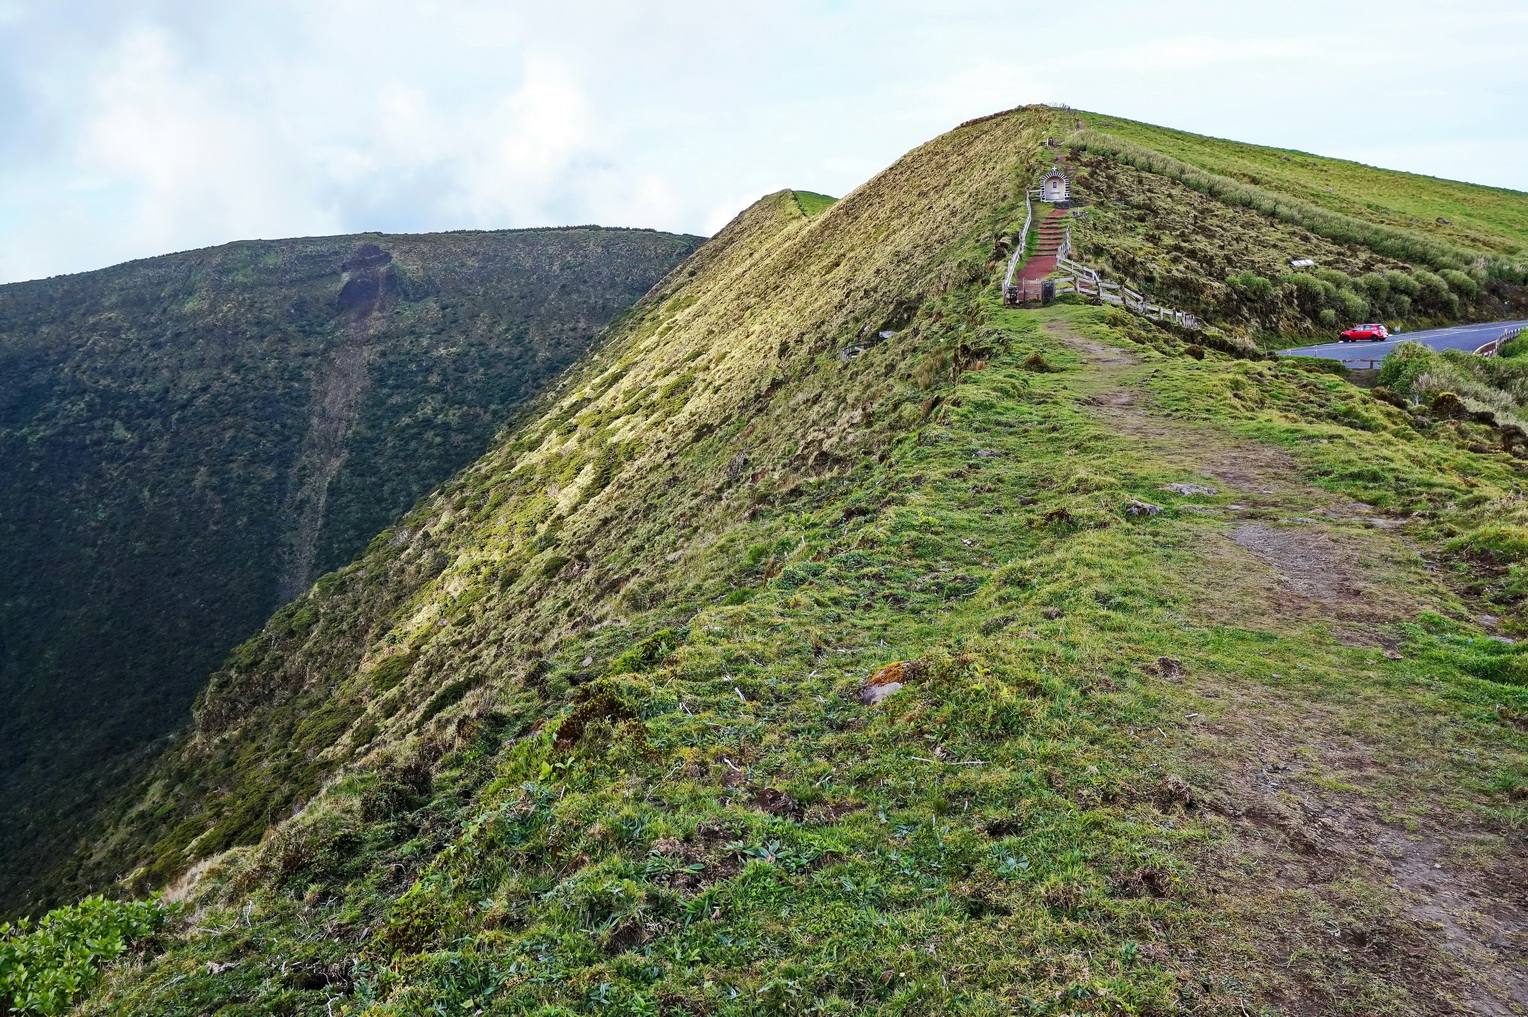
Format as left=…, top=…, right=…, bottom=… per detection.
left=1006, top=212, right=1201, bottom=330
left=1000, top=188, right=1041, bottom=297
left=1053, top=227, right=1201, bottom=329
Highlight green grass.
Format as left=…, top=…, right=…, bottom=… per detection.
left=1080, top=112, right=1528, bottom=258
left=1056, top=112, right=1528, bottom=340
left=0, top=226, right=702, bottom=917
left=73, top=303, right=1528, bottom=1016
left=43, top=106, right=1528, bottom=1015
left=791, top=191, right=838, bottom=217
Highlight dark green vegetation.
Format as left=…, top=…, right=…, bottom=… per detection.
left=1058, top=114, right=1528, bottom=338
left=0, top=227, right=701, bottom=915
left=28, top=106, right=1528, bottom=1014
left=1378, top=337, right=1528, bottom=426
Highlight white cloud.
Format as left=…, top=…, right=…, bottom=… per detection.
left=0, top=0, right=1523, bottom=283
left=73, top=25, right=338, bottom=246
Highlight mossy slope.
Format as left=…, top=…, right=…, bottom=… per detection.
left=49, top=107, right=1528, bottom=1015
left=0, top=226, right=701, bottom=914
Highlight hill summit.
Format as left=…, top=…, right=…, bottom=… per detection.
left=21, top=106, right=1528, bottom=1015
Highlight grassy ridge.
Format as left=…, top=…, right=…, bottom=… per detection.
left=791, top=191, right=839, bottom=217
left=72, top=300, right=1528, bottom=1015
left=0, top=226, right=700, bottom=915
left=1079, top=113, right=1528, bottom=257
left=1050, top=114, right=1528, bottom=339
left=61, top=111, right=1075, bottom=905
left=45, top=106, right=1528, bottom=1014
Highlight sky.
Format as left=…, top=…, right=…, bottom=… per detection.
left=0, top=0, right=1525, bottom=284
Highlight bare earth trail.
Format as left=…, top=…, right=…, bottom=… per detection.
left=1044, top=318, right=1528, bottom=1014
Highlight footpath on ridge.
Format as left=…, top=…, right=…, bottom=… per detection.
left=1011, top=307, right=1528, bottom=1011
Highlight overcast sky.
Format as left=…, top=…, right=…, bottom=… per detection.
left=1, top=0, right=1524, bottom=284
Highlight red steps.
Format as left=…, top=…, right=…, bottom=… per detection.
left=1014, top=210, right=1071, bottom=283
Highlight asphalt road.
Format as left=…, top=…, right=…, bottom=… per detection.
left=1277, top=319, right=1528, bottom=366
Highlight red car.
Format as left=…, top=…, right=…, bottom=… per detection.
left=1340, top=323, right=1389, bottom=342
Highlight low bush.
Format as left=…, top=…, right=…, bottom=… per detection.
left=1440, top=269, right=1479, bottom=298
left=0, top=896, right=170, bottom=1015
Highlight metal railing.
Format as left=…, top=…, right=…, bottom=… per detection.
left=1477, top=325, right=1524, bottom=357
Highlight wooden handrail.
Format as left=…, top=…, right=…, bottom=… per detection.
left=1001, top=190, right=1037, bottom=295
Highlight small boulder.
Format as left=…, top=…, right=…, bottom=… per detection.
left=1124, top=498, right=1163, bottom=517
left=1161, top=483, right=1217, bottom=497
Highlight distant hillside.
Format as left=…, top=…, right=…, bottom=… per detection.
left=1053, top=112, right=1528, bottom=338
left=29, top=108, right=1528, bottom=1016
left=0, top=226, right=700, bottom=913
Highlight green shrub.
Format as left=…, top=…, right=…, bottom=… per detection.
left=0, top=896, right=170, bottom=1015
left=1355, top=272, right=1391, bottom=304
left=286, top=605, right=319, bottom=636
left=1384, top=270, right=1421, bottom=298
left=1336, top=289, right=1370, bottom=321
left=1315, top=268, right=1352, bottom=290
left=1225, top=271, right=1273, bottom=298
left=1413, top=270, right=1459, bottom=316
left=1283, top=272, right=1331, bottom=302
left=1377, top=342, right=1438, bottom=393
left=1440, top=269, right=1479, bottom=298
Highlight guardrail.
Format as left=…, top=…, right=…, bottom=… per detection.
left=1477, top=325, right=1523, bottom=357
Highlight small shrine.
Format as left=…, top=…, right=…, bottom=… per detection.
left=1040, top=167, right=1070, bottom=203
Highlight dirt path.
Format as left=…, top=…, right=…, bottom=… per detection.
left=1052, top=321, right=1438, bottom=640
left=1045, top=318, right=1528, bottom=1015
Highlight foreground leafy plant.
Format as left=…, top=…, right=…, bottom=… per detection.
left=0, top=896, right=170, bottom=1014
